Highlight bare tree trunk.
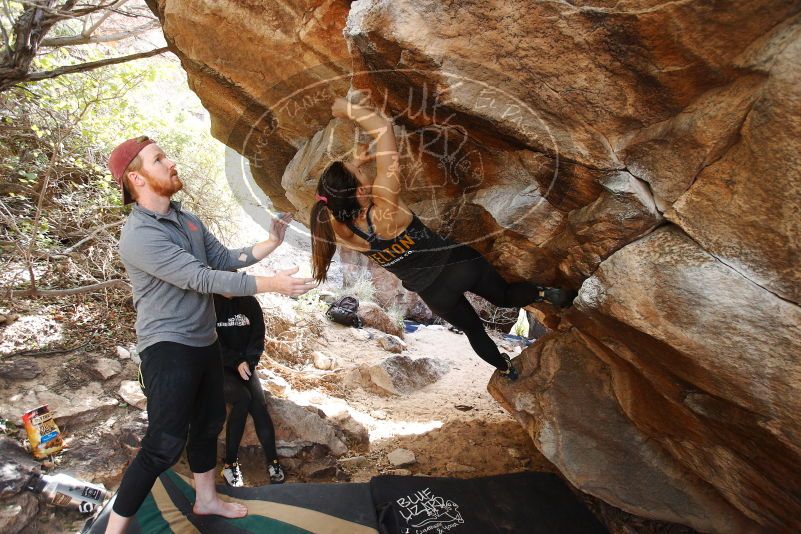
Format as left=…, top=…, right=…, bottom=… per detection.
left=0, top=0, right=164, bottom=91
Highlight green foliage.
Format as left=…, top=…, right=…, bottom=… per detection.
left=335, top=272, right=376, bottom=303
left=1, top=50, right=238, bottom=292
left=386, top=305, right=405, bottom=330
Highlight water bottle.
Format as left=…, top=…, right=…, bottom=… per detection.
left=27, top=473, right=109, bottom=513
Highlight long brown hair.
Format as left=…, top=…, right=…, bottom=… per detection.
left=311, top=161, right=363, bottom=283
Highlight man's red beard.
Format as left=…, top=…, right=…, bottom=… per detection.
left=141, top=169, right=183, bottom=197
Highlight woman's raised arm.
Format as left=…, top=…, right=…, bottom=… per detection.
left=331, top=97, right=401, bottom=210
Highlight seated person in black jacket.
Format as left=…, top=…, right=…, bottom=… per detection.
left=214, top=293, right=285, bottom=486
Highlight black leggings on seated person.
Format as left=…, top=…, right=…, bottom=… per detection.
left=223, top=368, right=278, bottom=465
left=418, top=245, right=541, bottom=370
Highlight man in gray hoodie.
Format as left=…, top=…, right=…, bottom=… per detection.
left=104, top=136, right=314, bottom=533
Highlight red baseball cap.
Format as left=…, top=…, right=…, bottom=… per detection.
left=108, top=136, right=154, bottom=204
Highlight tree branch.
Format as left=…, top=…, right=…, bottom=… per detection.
left=81, top=0, right=128, bottom=37
left=8, top=278, right=131, bottom=297
left=16, top=45, right=168, bottom=84
left=40, top=19, right=158, bottom=46
left=52, top=218, right=124, bottom=255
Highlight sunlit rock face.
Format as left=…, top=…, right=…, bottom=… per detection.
left=147, top=0, right=801, bottom=531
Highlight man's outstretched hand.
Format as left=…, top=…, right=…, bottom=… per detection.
left=256, top=265, right=316, bottom=297
left=252, top=212, right=294, bottom=261
left=269, top=212, right=292, bottom=246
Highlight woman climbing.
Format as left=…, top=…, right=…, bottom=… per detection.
left=309, top=97, right=576, bottom=380
left=214, top=292, right=285, bottom=486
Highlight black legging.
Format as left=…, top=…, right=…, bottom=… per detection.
left=418, top=245, right=540, bottom=370
left=113, top=341, right=225, bottom=517
left=223, top=368, right=278, bottom=465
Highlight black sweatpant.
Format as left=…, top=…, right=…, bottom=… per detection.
left=112, top=341, right=225, bottom=518
left=222, top=367, right=278, bottom=464
left=418, top=245, right=540, bottom=370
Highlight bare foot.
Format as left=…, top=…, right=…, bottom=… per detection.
left=192, top=498, right=248, bottom=518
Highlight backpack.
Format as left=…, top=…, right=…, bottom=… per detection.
left=326, top=296, right=363, bottom=328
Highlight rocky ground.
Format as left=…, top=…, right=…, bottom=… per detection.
left=0, top=290, right=695, bottom=534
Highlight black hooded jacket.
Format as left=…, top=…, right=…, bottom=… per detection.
left=213, top=294, right=265, bottom=370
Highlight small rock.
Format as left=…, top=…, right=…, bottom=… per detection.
left=386, top=469, right=412, bottom=476
left=446, top=462, right=476, bottom=473
left=312, top=351, right=335, bottom=371
left=329, top=412, right=370, bottom=451
left=335, top=468, right=350, bottom=481
left=118, top=381, right=147, bottom=410
left=115, top=346, right=130, bottom=360
left=0, top=359, right=41, bottom=380
left=338, top=455, right=370, bottom=469
left=350, top=328, right=371, bottom=341
left=387, top=448, right=416, bottom=467
left=370, top=409, right=387, bottom=420
left=378, top=334, right=406, bottom=353
left=90, top=358, right=122, bottom=380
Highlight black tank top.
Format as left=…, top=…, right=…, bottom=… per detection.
left=346, top=205, right=454, bottom=292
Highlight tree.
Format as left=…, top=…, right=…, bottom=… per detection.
left=0, top=0, right=167, bottom=92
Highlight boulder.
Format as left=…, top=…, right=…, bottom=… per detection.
left=358, top=302, right=404, bottom=339
left=146, top=0, right=801, bottom=529
left=489, top=329, right=754, bottom=534
left=65, top=436, right=129, bottom=488
left=255, top=370, right=291, bottom=397
left=0, top=436, right=39, bottom=498
left=0, top=382, right=117, bottom=429
left=118, top=414, right=148, bottom=457
left=0, top=492, right=38, bottom=534
left=354, top=355, right=449, bottom=396
left=237, top=395, right=351, bottom=457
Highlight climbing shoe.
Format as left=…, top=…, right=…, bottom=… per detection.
left=531, top=287, right=578, bottom=308
left=221, top=461, right=244, bottom=487
left=268, top=460, right=285, bottom=484
left=500, top=353, right=519, bottom=381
